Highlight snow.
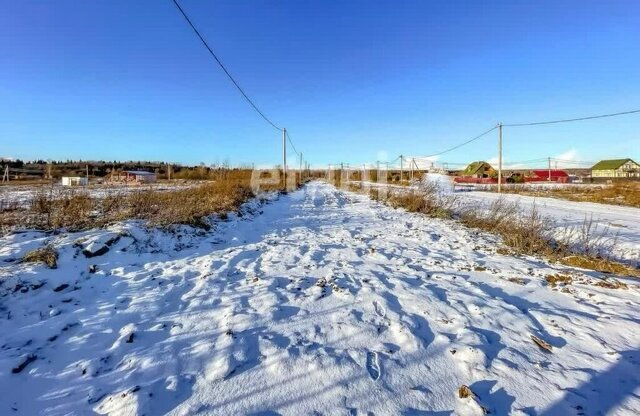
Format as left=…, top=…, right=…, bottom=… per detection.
left=1, top=182, right=639, bottom=415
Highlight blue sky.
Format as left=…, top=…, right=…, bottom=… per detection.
left=1, top=0, right=639, bottom=168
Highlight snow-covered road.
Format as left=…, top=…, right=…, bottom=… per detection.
left=1, top=182, right=639, bottom=415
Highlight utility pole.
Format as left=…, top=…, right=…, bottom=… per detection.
left=299, top=152, right=303, bottom=185
left=400, top=155, right=404, bottom=184
left=548, top=157, right=551, bottom=181
left=282, top=128, right=287, bottom=190
left=410, top=158, right=414, bottom=182
left=497, top=123, right=503, bottom=193
left=85, top=164, right=89, bottom=186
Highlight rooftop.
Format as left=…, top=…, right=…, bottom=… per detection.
left=124, top=170, right=155, bottom=175
left=591, top=159, right=636, bottom=170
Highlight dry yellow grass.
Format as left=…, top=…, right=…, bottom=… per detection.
left=545, top=273, right=573, bottom=288
left=1, top=169, right=292, bottom=233
left=22, top=246, right=58, bottom=269
left=559, top=255, right=640, bottom=277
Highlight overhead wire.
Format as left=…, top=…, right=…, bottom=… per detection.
left=285, top=131, right=300, bottom=156
left=417, top=125, right=498, bottom=159
left=392, top=109, right=639, bottom=165
left=172, top=0, right=309, bottom=167
left=171, top=0, right=283, bottom=132
left=503, top=109, right=640, bottom=127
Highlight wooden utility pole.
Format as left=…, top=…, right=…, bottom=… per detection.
left=410, top=158, right=414, bottom=182
left=400, top=155, right=404, bottom=184
left=498, top=123, right=503, bottom=193
left=548, top=157, right=552, bottom=181
left=85, top=164, right=89, bottom=186
left=282, top=128, right=287, bottom=189
left=299, top=152, right=303, bottom=184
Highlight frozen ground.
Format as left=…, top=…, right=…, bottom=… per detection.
left=1, top=182, right=639, bottom=415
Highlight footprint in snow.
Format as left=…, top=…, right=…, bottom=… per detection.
left=366, top=351, right=381, bottom=381
left=373, top=301, right=386, bottom=318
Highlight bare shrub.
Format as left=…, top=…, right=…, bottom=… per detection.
left=545, top=273, right=573, bottom=288
left=2, top=169, right=282, bottom=232
left=593, top=278, right=628, bottom=289
left=384, top=181, right=455, bottom=219
left=350, top=180, right=638, bottom=276
left=459, top=200, right=553, bottom=256
left=22, top=245, right=58, bottom=269
left=574, top=215, right=618, bottom=258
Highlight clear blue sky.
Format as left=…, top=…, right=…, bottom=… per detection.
left=1, top=0, right=639, bottom=168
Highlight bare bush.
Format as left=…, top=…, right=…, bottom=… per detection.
left=1, top=170, right=284, bottom=233
left=459, top=200, right=553, bottom=256
left=22, top=246, right=58, bottom=269
left=350, top=180, right=638, bottom=276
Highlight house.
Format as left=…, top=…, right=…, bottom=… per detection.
left=461, top=161, right=495, bottom=178
left=110, top=170, right=157, bottom=183
left=527, top=169, right=569, bottom=183
left=61, top=176, right=88, bottom=186
left=591, top=159, right=640, bottom=178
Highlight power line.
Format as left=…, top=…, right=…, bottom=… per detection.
left=285, top=131, right=300, bottom=156
left=171, top=0, right=282, bottom=131
left=394, top=109, right=639, bottom=163
left=504, top=109, right=640, bottom=127
left=418, top=125, right=498, bottom=158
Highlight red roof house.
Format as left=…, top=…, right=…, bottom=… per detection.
left=527, top=170, right=569, bottom=183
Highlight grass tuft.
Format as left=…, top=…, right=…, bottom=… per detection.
left=22, top=245, right=58, bottom=269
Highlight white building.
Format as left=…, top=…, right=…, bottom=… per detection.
left=61, top=176, right=88, bottom=186
left=591, top=159, right=640, bottom=178
left=110, top=170, right=157, bottom=183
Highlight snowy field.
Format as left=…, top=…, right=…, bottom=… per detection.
left=0, top=182, right=197, bottom=209
left=1, top=182, right=639, bottom=415
left=458, top=191, right=640, bottom=264
left=411, top=174, right=640, bottom=264
left=357, top=175, right=640, bottom=263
